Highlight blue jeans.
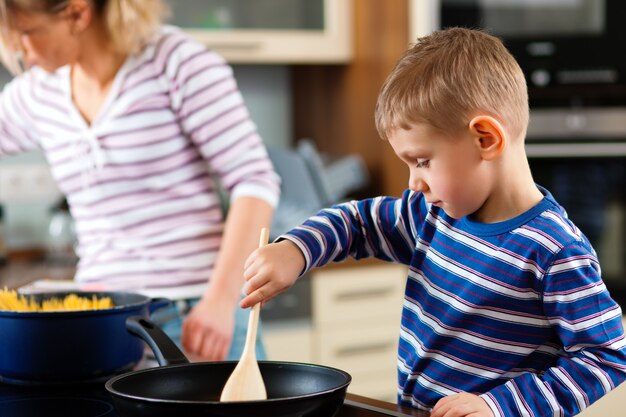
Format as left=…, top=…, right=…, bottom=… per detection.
left=150, top=298, right=267, bottom=360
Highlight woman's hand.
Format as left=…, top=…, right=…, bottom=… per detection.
left=181, top=289, right=235, bottom=361
left=240, top=239, right=305, bottom=308
left=430, top=392, right=495, bottom=417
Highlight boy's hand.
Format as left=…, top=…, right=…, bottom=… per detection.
left=240, top=239, right=306, bottom=308
left=431, top=392, right=495, bottom=417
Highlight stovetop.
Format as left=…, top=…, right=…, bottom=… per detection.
left=0, top=381, right=419, bottom=417
left=0, top=381, right=117, bottom=417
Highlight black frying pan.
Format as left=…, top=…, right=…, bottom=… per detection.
left=105, top=316, right=351, bottom=417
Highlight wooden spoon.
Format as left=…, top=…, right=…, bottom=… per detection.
left=220, top=227, right=269, bottom=402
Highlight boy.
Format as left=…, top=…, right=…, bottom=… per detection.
left=241, top=28, right=626, bottom=417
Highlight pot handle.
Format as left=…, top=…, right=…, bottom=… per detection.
left=147, top=297, right=170, bottom=314
left=126, top=316, right=189, bottom=366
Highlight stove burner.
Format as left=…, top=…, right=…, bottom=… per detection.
left=0, top=381, right=120, bottom=417
left=0, top=396, right=115, bottom=417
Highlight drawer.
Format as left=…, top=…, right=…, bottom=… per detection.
left=312, top=265, right=406, bottom=326
left=315, top=322, right=399, bottom=373
left=263, top=320, right=313, bottom=363
left=578, top=375, right=626, bottom=416
left=347, top=368, right=399, bottom=403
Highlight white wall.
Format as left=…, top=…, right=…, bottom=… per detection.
left=233, top=64, right=292, bottom=148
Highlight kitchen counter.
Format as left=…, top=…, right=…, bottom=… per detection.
left=0, top=254, right=385, bottom=290
left=0, top=258, right=75, bottom=289
left=344, top=393, right=430, bottom=416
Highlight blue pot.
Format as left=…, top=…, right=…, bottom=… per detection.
left=0, top=291, right=169, bottom=384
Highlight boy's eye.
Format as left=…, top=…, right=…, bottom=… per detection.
left=415, top=159, right=430, bottom=168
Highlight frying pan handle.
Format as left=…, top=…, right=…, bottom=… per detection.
left=126, top=316, right=189, bottom=366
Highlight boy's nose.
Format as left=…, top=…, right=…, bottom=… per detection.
left=409, top=174, right=428, bottom=193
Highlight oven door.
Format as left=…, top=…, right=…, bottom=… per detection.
left=529, top=150, right=626, bottom=309
left=526, top=107, right=626, bottom=157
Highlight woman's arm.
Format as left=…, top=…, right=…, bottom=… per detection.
left=0, top=72, right=41, bottom=156
left=181, top=196, right=273, bottom=360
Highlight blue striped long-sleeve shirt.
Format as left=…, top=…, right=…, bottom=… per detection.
left=282, top=187, right=626, bottom=416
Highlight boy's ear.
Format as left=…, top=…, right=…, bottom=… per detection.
left=468, top=115, right=507, bottom=161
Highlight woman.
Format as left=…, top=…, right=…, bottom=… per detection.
left=0, top=0, right=280, bottom=361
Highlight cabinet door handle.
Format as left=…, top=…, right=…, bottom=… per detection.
left=206, top=42, right=262, bottom=51
left=335, top=341, right=394, bottom=357
left=335, top=287, right=393, bottom=301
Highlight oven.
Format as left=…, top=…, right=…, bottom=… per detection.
left=527, top=142, right=626, bottom=309
left=439, top=0, right=626, bottom=109
left=437, top=0, right=626, bottom=308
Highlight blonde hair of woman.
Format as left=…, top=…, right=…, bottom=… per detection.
left=0, top=0, right=167, bottom=73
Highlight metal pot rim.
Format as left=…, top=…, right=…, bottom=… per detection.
left=0, top=291, right=154, bottom=317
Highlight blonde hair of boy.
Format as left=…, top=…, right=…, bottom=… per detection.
left=375, top=27, right=529, bottom=142
left=0, top=0, right=168, bottom=74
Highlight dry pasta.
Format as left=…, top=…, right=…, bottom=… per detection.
left=0, top=289, right=114, bottom=312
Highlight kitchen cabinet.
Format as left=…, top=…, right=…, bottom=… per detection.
left=292, top=0, right=410, bottom=198
left=312, top=263, right=406, bottom=402
left=264, top=263, right=406, bottom=402
left=408, top=0, right=437, bottom=42
left=165, top=0, right=352, bottom=63
left=263, top=319, right=314, bottom=363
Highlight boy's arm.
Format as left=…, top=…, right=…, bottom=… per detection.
left=281, top=189, right=423, bottom=273
left=241, top=189, right=425, bottom=308
left=480, top=243, right=626, bottom=417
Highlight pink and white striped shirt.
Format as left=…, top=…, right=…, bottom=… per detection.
left=0, top=26, right=280, bottom=296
